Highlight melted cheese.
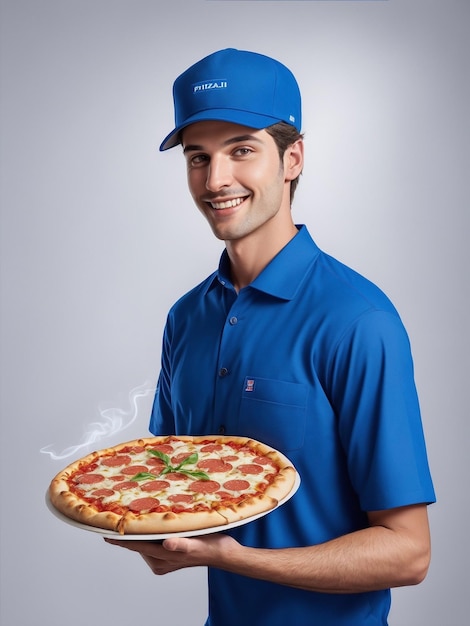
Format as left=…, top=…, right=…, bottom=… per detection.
left=72, top=440, right=277, bottom=510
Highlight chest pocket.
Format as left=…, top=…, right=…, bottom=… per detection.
left=238, top=377, right=308, bottom=452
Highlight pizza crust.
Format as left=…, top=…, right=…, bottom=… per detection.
left=263, top=466, right=297, bottom=501
left=48, top=481, right=122, bottom=532
left=216, top=493, right=279, bottom=524
left=118, top=508, right=229, bottom=534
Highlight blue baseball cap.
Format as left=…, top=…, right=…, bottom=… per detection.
left=159, top=48, right=302, bottom=151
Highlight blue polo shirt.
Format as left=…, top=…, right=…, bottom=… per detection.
left=150, top=225, right=435, bottom=626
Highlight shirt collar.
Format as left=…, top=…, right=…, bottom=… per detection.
left=206, top=225, right=320, bottom=301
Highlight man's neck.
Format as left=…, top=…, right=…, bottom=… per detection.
left=225, top=217, right=299, bottom=292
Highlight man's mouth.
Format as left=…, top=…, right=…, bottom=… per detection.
left=209, top=197, right=248, bottom=210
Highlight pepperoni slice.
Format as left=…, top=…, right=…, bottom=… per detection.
left=128, top=497, right=160, bottom=512
left=238, top=464, right=264, bottom=475
left=200, top=444, right=223, bottom=453
left=125, top=446, right=145, bottom=453
left=113, top=480, right=138, bottom=490
left=188, top=480, right=220, bottom=493
left=197, top=459, right=233, bottom=473
left=148, top=444, right=174, bottom=455
left=167, top=494, right=194, bottom=504
left=91, top=488, right=115, bottom=497
left=141, top=480, right=171, bottom=492
left=223, top=479, right=250, bottom=492
left=253, top=456, right=275, bottom=466
left=215, top=491, right=234, bottom=500
left=147, top=458, right=166, bottom=468
left=100, top=455, right=132, bottom=467
left=75, top=473, right=105, bottom=484
left=121, top=465, right=149, bottom=476
left=165, top=472, right=190, bottom=481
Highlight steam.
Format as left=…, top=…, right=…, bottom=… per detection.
left=40, top=381, right=155, bottom=461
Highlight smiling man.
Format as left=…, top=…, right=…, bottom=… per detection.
left=106, top=48, right=435, bottom=626
left=183, top=120, right=301, bottom=289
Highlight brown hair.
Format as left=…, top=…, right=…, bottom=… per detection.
left=265, top=122, right=304, bottom=204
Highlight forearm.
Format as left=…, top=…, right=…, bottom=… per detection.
left=213, top=524, right=429, bottom=594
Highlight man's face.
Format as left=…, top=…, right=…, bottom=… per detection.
left=182, top=121, right=290, bottom=243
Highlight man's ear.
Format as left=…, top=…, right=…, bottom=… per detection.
left=283, top=139, right=304, bottom=182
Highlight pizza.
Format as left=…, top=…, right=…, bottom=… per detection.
left=48, top=435, right=297, bottom=535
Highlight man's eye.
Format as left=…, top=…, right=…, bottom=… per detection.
left=190, top=154, right=209, bottom=166
left=234, top=147, right=253, bottom=156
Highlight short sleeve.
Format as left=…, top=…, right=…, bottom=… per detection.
left=328, top=310, right=435, bottom=511
left=149, top=315, right=176, bottom=436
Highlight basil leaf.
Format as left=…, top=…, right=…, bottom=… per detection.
left=130, top=472, right=157, bottom=481
left=180, top=469, right=210, bottom=480
left=148, top=449, right=171, bottom=465
left=146, top=448, right=208, bottom=481
left=175, top=452, right=199, bottom=469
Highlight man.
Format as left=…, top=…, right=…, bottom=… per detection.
left=107, top=48, right=435, bottom=625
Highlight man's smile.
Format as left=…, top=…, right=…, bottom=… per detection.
left=208, top=196, right=249, bottom=210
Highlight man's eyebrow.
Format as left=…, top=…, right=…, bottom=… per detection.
left=183, top=144, right=204, bottom=154
left=224, top=134, right=264, bottom=146
left=183, top=134, right=264, bottom=154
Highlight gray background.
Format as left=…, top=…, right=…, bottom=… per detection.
left=0, top=0, right=468, bottom=624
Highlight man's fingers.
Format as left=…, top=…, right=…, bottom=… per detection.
left=162, top=537, right=191, bottom=552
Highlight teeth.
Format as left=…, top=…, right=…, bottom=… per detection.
left=210, top=197, right=245, bottom=210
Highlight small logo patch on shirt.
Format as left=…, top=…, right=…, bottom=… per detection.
left=245, top=379, right=255, bottom=392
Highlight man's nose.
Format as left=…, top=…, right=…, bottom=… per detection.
left=205, top=155, right=232, bottom=191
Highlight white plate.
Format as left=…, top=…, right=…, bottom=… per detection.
left=46, top=473, right=300, bottom=540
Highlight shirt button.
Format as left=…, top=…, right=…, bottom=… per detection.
left=218, top=367, right=229, bottom=378
left=218, top=425, right=226, bottom=435
left=229, top=316, right=238, bottom=325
